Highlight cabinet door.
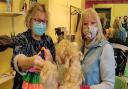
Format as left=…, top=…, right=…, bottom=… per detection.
left=0, top=16, right=12, bottom=36
left=0, top=48, right=13, bottom=75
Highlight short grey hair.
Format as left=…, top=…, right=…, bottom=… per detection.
left=25, top=3, right=47, bottom=28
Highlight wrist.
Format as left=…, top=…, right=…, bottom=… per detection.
left=18, top=55, right=35, bottom=70
left=13, top=54, right=26, bottom=75
left=27, top=56, right=35, bottom=67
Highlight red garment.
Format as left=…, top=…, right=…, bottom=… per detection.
left=22, top=81, right=44, bottom=89
left=80, top=85, right=90, bottom=89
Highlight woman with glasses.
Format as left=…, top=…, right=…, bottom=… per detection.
left=11, top=3, right=55, bottom=89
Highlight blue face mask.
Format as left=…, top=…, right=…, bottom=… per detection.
left=33, top=22, right=46, bottom=36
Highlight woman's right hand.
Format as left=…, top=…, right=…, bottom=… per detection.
left=33, top=55, right=44, bottom=72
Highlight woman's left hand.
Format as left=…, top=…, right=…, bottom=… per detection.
left=43, top=48, right=53, bottom=62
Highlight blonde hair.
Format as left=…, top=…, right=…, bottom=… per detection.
left=56, top=39, right=83, bottom=89
left=75, top=8, right=106, bottom=50
left=56, top=39, right=79, bottom=64
left=25, top=3, right=47, bottom=28
left=113, top=17, right=121, bottom=30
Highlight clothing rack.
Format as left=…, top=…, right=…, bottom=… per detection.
left=70, top=5, right=81, bottom=33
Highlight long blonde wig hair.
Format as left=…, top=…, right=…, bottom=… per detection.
left=75, top=8, right=106, bottom=50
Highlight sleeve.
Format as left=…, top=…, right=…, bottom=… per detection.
left=90, top=44, right=116, bottom=89
left=11, top=35, right=27, bottom=75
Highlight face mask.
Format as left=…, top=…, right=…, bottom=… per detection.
left=82, top=26, right=98, bottom=41
left=33, top=22, right=46, bottom=36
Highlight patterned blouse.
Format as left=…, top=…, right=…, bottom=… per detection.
left=11, top=29, right=55, bottom=89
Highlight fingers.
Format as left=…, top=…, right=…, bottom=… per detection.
left=43, top=48, right=53, bottom=61
left=33, top=55, right=44, bottom=70
left=32, top=48, right=54, bottom=73
left=38, top=47, right=53, bottom=61
left=43, top=48, right=49, bottom=60
left=33, top=66, right=42, bottom=72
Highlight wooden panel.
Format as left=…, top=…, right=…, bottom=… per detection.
left=0, top=0, right=6, bottom=2
left=0, top=12, right=24, bottom=16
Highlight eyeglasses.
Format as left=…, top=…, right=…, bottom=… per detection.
left=32, top=18, right=47, bottom=23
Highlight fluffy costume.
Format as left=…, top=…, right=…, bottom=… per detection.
left=56, top=39, right=83, bottom=89
left=40, top=60, right=59, bottom=89
left=40, top=39, right=84, bottom=89
left=39, top=47, right=58, bottom=89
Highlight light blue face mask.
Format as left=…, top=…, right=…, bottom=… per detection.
left=33, top=22, right=46, bottom=36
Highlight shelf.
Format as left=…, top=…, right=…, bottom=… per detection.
left=0, top=12, right=25, bottom=16
left=0, top=75, right=14, bottom=85
left=0, top=71, right=15, bottom=85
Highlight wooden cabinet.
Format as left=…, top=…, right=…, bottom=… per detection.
left=0, top=48, right=14, bottom=89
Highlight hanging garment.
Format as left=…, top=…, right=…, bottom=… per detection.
left=0, top=35, right=14, bottom=52
left=113, top=48, right=127, bottom=76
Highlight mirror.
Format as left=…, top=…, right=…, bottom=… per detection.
left=95, top=8, right=111, bottom=30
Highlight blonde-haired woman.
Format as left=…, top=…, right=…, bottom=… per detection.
left=76, top=8, right=115, bottom=89
left=113, top=17, right=127, bottom=42
left=12, top=3, right=55, bottom=89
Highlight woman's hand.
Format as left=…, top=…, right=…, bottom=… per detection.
left=33, top=55, right=44, bottom=72
left=43, top=48, right=53, bottom=62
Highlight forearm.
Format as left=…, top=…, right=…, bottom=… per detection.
left=17, top=54, right=34, bottom=71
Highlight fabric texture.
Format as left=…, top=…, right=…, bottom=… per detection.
left=0, top=35, right=14, bottom=51
left=114, top=76, right=127, bottom=89
left=124, top=59, right=128, bottom=77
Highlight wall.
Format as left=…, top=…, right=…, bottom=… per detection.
left=93, top=4, right=128, bottom=26
left=37, top=0, right=48, bottom=10
left=38, top=0, right=85, bottom=43
left=0, top=2, right=6, bottom=12
left=85, top=0, right=128, bottom=8
left=113, top=4, right=128, bottom=17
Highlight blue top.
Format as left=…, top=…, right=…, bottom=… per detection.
left=82, top=40, right=115, bottom=89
